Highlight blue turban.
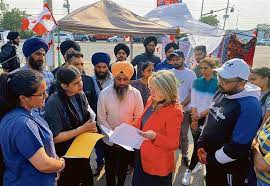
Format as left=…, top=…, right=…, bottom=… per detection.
left=91, top=52, right=111, bottom=66
left=22, top=37, right=48, bottom=58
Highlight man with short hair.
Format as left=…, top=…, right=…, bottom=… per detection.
left=132, top=36, right=161, bottom=78
left=97, top=61, right=144, bottom=186
left=170, top=49, right=197, bottom=167
left=156, top=42, right=179, bottom=71
left=51, top=40, right=81, bottom=76
left=112, top=43, right=136, bottom=80
left=193, top=45, right=207, bottom=78
left=0, top=31, right=20, bottom=72
left=64, top=51, right=97, bottom=114
left=197, top=58, right=262, bottom=186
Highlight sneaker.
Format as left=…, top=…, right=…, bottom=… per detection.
left=182, top=156, right=190, bottom=167
left=93, top=164, right=104, bottom=177
left=192, top=162, right=202, bottom=174
left=182, top=169, right=192, bottom=185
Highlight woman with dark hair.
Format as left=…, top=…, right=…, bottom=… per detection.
left=249, top=67, right=270, bottom=125
left=0, top=69, right=65, bottom=186
left=44, top=66, right=97, bottom=186
left=131, top=62, right=154, bottom=106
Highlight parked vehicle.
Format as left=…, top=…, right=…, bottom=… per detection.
left=73, top=33, right=89, bottom=41
left=257, top=38, right=270, bottom=46
left=107, top=36, right=124, bottom=42
left=92, top=34, right=113, bottom=41
left=53, top=32, right=74, bottom=42
left=88, top=35, right=96, bottom=42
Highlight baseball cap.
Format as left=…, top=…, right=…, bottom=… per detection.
left=168, top=49, right=184, bottom=60
left=214, top=58, right=250, bottom=80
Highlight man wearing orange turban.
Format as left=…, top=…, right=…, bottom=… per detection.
left=111, top=61, right=134, bottom=80
left=97, top=61, right=144, bottom=186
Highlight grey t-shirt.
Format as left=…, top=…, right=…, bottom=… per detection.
left=260, top=91, right=270, bottom=117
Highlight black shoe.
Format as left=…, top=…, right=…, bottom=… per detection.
left=182, top=156, right=190, bottom=167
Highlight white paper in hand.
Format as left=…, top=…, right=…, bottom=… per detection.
left=110, top=123, right=145, bottom=150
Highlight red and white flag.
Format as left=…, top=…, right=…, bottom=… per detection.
left=21, top=3, right=56, bottom=36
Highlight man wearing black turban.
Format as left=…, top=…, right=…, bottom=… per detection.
left=131, top=36, right=161, bottom=79
left=51, top=40, right=81, bottom=77
left=156, top=42, right=179, bottom=71
left=0, top=31, right=20, bottom=72
left=111, top=43, right=136, bottom=80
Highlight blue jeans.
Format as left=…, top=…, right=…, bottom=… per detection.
left=257, top=179, right=270, bottom=186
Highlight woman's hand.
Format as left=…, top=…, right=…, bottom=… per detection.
left=197, top=148, right=207, bottom=164
left=139, top=130, right=156, bottom=140
left=78, top=121, right=98, bottom=134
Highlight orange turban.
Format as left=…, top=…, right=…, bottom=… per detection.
left=111, top=61, right=134, bottom=79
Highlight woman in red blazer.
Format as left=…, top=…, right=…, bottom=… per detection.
left=132, top=70, right=183, bottom=186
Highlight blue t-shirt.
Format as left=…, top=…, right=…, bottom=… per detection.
left=155, top=59, right=174, bottom=71
left=0, top=107, right=57, bottom=186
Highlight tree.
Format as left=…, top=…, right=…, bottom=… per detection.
left=0, top=8, right=34, bottom=38
left=199, top=15, right=220, bottom=27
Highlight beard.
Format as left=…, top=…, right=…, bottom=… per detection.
left=145, top=48, right=154, bottom=56
left=173, top=63, right=184, bottom=69
left=13, top=40, right=19, bottom=46
left=218, top=85, right=241, bottom=95
left=114, top=83, right=129, bottom=101
left=28, top=56, right=44, bottom=72
left=116, top=56, right=126, bottom=61
left=95, top=70, right=108, bottom=80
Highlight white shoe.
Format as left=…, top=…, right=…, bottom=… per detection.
left=192, top=162, right=203, bottom=174
left=182, top=169, right=192, bottom=185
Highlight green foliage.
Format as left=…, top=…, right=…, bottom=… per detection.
left=199, top=15, right=220, bottom=27
left=256, top=24, right=270, bottom=32
left=0, top=8, right=35, bottom=39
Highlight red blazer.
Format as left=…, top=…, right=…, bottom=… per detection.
left=134, top=99, right=183, bottom=176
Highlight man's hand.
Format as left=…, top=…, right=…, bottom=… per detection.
left=198, top=148, right=207, bottom=164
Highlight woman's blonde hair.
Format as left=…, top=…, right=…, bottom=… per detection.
left=200, top=57, right=218, bottom=69
left=148, top=70, right=179, bottom=111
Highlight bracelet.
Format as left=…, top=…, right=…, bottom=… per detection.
left=58, top=160, right=65, bottom=172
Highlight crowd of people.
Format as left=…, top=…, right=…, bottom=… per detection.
left=0, top=33, right=270, bottom=186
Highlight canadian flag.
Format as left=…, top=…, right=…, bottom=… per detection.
left=21, top=3, right=56, bottom=36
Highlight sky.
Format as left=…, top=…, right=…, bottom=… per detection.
left=5, top=0, right=270, bottom=30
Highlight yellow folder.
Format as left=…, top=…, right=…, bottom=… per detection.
left=65, top=132, right=104, bottom=158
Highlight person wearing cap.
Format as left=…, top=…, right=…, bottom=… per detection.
left=197, top=58, right=262, bottom=186
left=91, top=52, right=114, bottom=176
left=156, top=42, right=179, bottom=71
left=51, top=40, right=81, bottom=76
left=132, top=36, right=161, bottom=79
left=193, top=45, right=207, bottom=78
left=0, top=31, right=20, bottom=72
left=97, top=61, right=144, bottom=186
left=170, top=49, right=197, bottom=167
left=111, top=43, right=137, bottom=80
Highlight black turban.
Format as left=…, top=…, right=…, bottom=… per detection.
left=7, top=31, right=19, bottom=40
left=143, top=36, right=157, bottom=47
left=165, top=42, right=179, bottom=53
left=114, top=43, right=130, bottom=57
left=60, top=40, right=81, bottom=56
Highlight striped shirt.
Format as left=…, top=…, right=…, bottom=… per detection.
left=256, top=124, right=270, bottom=184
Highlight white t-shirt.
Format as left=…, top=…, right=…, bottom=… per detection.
left=171, top=68, right=197, bottom=111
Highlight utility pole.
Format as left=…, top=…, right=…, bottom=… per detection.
left=63, top=0, right=70, bottom=14
left=235, top=10, right=240, bottom=30
left=223, top=0, right=230, bottom=30
left=200, top=0, right=205, bottom=18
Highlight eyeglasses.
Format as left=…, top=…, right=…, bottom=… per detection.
left=217, top=75, right=240, bottom=84
left=32, top=92, right=47, bottom=99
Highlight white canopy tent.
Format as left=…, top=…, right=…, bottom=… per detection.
left=144, top=3, right=225, bottom=54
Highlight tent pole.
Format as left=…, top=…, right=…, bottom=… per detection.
left=130, top=35, right=134, bottom=62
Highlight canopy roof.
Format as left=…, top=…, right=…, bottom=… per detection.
left=57, top=0, right=176, bottom=35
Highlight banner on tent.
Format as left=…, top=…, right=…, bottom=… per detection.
left=157, top=0, right=181, bottom=7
